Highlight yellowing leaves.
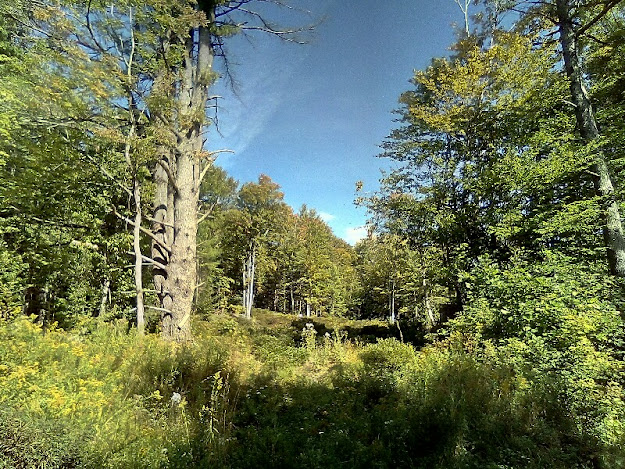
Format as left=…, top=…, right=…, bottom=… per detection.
left=6, top=363, right=40, bottom=385
left=408, top=33, right=558, bottom=135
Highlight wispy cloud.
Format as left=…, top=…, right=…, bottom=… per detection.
left=343, top=226, right=367, bottom=245
left=220, top=86, right=284, bottom=156
left=210, top=35, right=315, bottom=162
left=318, top=211, right=336, bottom=222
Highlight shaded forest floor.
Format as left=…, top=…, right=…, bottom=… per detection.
left=1, top=311, right=624, bottom=468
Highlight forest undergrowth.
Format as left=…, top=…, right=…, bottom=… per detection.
left=1, top=309, right=624, bottom=469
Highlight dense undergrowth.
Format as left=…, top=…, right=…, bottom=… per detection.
left=1, top=310, right=624, bottom=468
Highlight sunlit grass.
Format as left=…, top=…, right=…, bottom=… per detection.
left=1, top=312, right=624, bottom=468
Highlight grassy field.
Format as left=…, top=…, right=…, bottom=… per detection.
left=1, top=311, right=623, bottom=468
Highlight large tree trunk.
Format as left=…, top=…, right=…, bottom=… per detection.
left=152, top=153, right=174, bottom=330
left=154, top=22, right=214, bottom=341
left=556, top=0, right=625, bottom=276
left=163, top=140, right=199, bottom=340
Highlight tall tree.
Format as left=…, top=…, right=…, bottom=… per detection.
left=484, top=0, right=625, bottom=276
left=364, top=30, right=594, bottom=319
left=11, top=0, right=311, bottom=339
left=0, top=0, right=140, bottom=326
left=146, top=1, right=311, bottom=339
left=219, top=175, right=289, bottom=318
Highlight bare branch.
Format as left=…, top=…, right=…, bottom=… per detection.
left=144, top=214, right=175, bottom=228
left=198, top=149, right=234, bottom=183
left=157, top=160, right=180, bottom=194
left=5, top=209, right=92, bottom=230
left=454, top=0, right=471, bottom=36
left=576, top=0, right=624, bottom=37
left=136, top=254, right=169, bottom=272
left=85, top=0, right=106, bottom=53
left=82, top=153, right=133, bottom=198
left=113, top=208, right=172, bottom=253
left=145, top=305, right=172, bottom=313
left=197, top=204, right=217, bottom=224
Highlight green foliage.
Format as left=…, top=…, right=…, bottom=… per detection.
left=2, top=310, right=624, bottom=468
left=0, top=408, right=82, bottom=468
left=0, top=244, right=26, bottom=320
left=357, top=11, right=625, bottom=466
left=0, top=317, right=231, bottom=468
left=446, top=253, right=625, bottom=456
left=203, top=177, right=360, bottom=318
left=288, top=207, right=359, bottom=316
left=1, top=1, right=625, bottom=467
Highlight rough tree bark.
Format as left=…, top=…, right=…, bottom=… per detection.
left=556, top=0, right=625, bottom=276
left=153, top=19, right=214, bottom=341
left=147, top=2, right=310, bottom=339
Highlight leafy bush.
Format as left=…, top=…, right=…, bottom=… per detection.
left=0, top=245, right=25, bottom=320
left=447, top=254, right=625, bottom=466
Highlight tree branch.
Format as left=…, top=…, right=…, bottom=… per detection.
left=198, top=149, right=234, bottom=183
left=144, top=214, right=175, bottom=228
left=145, top=305, right=172, bottom=313
left=576, top=0, right=624, bottom=37
left=114, top=208, right=172, bottom=254
left=197, top=204, right=217, bottom=224
left=127, top=253, right=169, bottom=272
left=157, top=160, right=180, bottom=194
left=82, top=153, right=133, bottom=198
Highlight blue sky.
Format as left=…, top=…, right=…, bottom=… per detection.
left=209, top=0, right=463, bottom=244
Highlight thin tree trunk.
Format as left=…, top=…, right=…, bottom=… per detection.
left=121, top=13, right=145, bottom=334
left=556, top=0, right=625, bottom=276
left=389, top=279, right=396, bottom=324
left=248, top=245, right=256, bottom=318
left=423, top=275, right=435, bottom=327
left=98, top=277, right=110, bottom=317
left=133, top=177, right=145, bottom=334
left=454, top=0, right=470, bottom=36
left=242, top=242, right=256, bottom=319
left=242, top=259, right=247, bottom=314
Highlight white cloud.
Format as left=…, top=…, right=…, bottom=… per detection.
left=318, top=211, right=336, bottom=223
left=215, top=85, right=284, bottom=158
left=209, top=37, right=313, bottom=161
left=343, top=226, right=367, bottom=245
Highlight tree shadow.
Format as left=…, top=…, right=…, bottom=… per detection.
left=164, top=351, right=603, bottom=469
left=289, top=317, right=427, bottom=348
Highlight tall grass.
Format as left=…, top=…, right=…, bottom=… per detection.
left=1, top=313, right=623, bottom=468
